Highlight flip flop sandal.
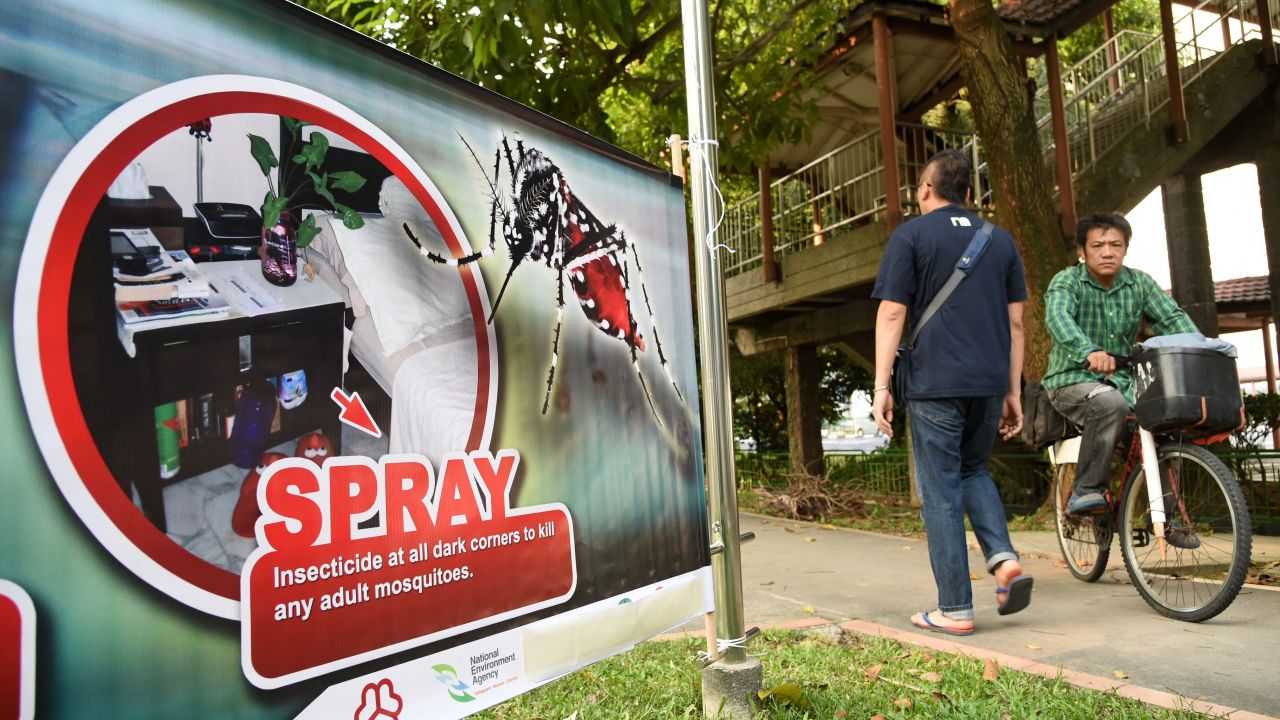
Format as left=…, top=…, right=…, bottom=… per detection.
left=911, top=611, right=975, bottom=637
left=996, top=575, right=1034, bottom=616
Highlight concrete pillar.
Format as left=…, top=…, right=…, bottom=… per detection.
left=785, top=344, right=825, bottom=477
left=1161, top=173, right=1219, bottom=336
left=1259, top=146, right=1280, bottom=327
left=702, top=655, right=763, bottom=719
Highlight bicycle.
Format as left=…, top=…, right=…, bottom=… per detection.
left=1047, top=353, right=1253, bottom=622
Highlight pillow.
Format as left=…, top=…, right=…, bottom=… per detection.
left=326, top=213, right=471, bottom=357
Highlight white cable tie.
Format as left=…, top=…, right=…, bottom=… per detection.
left=697, top=634, right=761, bottom=665
left=716, top=633, right=750, bottom=654
left=686, top=135, right=734, bottom=259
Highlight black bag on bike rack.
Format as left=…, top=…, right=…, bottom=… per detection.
left=1132, top=345, right=1245, bottom=435
left=1021, top=382, right=1070, bottom=450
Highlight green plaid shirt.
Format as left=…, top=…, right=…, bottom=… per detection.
left=1043, top=263, right=1197, bottom=405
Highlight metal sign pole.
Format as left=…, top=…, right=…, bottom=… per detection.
left=669, top=133, right=721, bottom=664
left=680, top=0, right=746, bottom=667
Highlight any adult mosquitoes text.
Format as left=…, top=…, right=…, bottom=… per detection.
left=402, top=133, right=688, bottom=429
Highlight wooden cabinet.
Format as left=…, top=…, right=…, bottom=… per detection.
left=103, top=262, right=344, bottom=532
left=69, top=187, right=347, bottom=534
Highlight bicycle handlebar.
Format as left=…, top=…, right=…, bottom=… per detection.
left=1080, top=351, right=1133, bottom=371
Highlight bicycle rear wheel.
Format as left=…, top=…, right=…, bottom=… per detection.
left=1118, top=443, right=1251, bottom=622
left=1053, top=463, right=1111, bottom=582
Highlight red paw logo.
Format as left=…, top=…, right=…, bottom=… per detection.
left=354, top=678, right=403, bottom=720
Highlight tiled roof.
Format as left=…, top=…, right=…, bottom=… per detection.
left=997, top=0, right=1094, bottom=25
left=1162, top=275, right=1270, bottom=304
left=1215, top=275, right=1270, bottom=305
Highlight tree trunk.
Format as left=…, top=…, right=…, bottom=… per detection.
left=950, top=0, right=1073, bottom=381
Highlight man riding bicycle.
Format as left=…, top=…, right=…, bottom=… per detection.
left=1042, top=213, right=1198, bottom=515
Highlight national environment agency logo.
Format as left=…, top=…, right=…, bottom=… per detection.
left=433, top=664, right=476, bottom=703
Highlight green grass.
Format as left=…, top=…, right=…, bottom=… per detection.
left=476, top=629, right=1212, bottom=719
left=1006, top=502, right=1057, bottom=532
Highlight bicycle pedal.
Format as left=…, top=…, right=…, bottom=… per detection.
left=1164, top=528, right=1201, bottom=550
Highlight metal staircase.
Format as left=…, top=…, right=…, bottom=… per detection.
left=722, top=0, right=1279, bottom=301
left=1034, top=0, right=1279, bottom=178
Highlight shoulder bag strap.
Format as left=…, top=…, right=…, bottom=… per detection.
left=904, top=220, right=995, bottom=349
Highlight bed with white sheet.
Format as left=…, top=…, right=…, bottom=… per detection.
left=305, top=175, right=479, bottom=464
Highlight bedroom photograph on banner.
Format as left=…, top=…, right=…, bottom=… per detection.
left=0, top=0, right=710, bottom=717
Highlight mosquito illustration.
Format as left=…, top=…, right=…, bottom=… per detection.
left=401, top=133, right=686, bottom=427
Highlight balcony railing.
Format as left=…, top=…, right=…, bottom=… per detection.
left=722, top=123, right=990, bottom=278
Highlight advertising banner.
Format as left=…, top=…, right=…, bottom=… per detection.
left=0, top=1, right=709, bottom=717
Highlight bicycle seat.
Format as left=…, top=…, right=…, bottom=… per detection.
left=1050, top=435, right=1082, bottom=465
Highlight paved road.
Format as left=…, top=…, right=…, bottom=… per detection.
left=731, top=513, right=1280, bottom=716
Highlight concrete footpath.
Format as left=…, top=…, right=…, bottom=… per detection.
left=694, top=513, right=1280, bottom=717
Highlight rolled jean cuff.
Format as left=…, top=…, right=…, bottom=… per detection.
left=940, top=605, right=975, bottom=621
left=986, top=551, right=1019, bottom=574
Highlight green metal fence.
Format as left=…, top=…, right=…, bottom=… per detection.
left=736, top=449, right=1280, bottom=532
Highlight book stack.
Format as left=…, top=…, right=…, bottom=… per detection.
left=116, top=294, right=231, bottom=327
left=113, top=228, right=211, bottom=300
left=113, top=228, right=230, bottom=328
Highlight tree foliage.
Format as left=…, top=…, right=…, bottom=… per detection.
left=1233, top=392, right=1280, bottom=451
left=731, top=345, right=870, bottom=451
left=295, top=0, right=852, bottom=169
left=1059, top=0, right=1161, bottom=66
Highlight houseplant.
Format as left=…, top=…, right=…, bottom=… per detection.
left=248, top=117, right=366, bottom=285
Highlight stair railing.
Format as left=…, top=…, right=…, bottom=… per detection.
left=1038, top=0, right=1264, bottom=177
left=721, top=124, right=991, bottom=278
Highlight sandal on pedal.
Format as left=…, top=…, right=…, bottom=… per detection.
left=1067, top=491, right=1107, bottom=515
left=996, top=575, right=1034, bottom=616
left=910, top=611, right=975, bottom=636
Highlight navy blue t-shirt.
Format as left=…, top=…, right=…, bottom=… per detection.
left=871, top=205, right=1028, bottom=399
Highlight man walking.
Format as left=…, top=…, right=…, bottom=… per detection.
left=871, top=149, right=1032, bottom=636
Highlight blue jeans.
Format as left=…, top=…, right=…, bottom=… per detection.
left=908, top=396, right=1019, bottom=621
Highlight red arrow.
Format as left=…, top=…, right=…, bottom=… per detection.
left=330, top=387, right=383, bottom=438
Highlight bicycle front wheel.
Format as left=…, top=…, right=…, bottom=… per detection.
left=1053, top=463, right=1111, bottom=582
left=1118, top=443, right=1251, bottom=622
